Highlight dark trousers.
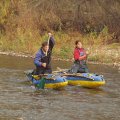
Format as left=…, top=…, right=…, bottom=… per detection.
left=33, top=66, right=52, bottom=75
left=70, top=60, right=89, bottom=73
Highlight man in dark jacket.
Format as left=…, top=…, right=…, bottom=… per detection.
left=34, top=33, right=55, bottom=74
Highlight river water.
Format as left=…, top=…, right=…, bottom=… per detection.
left=0, top=55, right=120, bottom=120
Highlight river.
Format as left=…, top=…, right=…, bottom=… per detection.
left=0, top=55, right=120, bottom=120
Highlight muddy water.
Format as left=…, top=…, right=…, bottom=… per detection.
left=0, top=55, right=120, bottom=120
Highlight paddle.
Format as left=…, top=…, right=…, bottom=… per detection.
left=30, top=74, right=56, bottom=90
left=36, top=33, right=51, bottom=89
left=61, top=73, right=93, bottom=80
left=34, top=74, right=56, bottom=89
left=45, top=33, right=51, bottom=56
left=24, top=71, right=45, bottom=89
left=36, top=77, right=46, bottom=89
left=53, top=67, right=68, bottom=74
left=32, top=74, right=48, bottom=79
left=32, top=74, right=56, bottom=80
left=55, top=67, right=94, bottom=80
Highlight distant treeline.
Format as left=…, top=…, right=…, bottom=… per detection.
left=0, top=0, right=120, bottom=42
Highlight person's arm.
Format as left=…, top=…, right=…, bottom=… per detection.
left=79, top=49, right=87, bottom=60
left=79, top=55, right=87, bottom=60
left=48, top=33, right=55, bottom=51
left=74, top=49, right=87, bottom=61
left=34, top=50, right=47, bottom=68
left=34, top=51, right=42, bottom=67
left=74, top=49, right=80, bottom=60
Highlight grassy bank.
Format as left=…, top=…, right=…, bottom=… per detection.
left=0, top=28, right=120, bottom=66
left=0, top=0, right=120, bottom=67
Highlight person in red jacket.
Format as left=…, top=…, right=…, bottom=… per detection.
left=70, top=40, right=89, bottom=73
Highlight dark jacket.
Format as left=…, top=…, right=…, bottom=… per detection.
left=34, top=36, right=55, bottom=74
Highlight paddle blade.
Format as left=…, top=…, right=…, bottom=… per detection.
left=36, top=78, right=46, bottom=89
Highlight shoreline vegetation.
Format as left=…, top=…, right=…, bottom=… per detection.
left=0, top=51, right=120, bottom=72
left=0, top=0, right=120, bottom=69
left=0, top=30, right=120, bottom=68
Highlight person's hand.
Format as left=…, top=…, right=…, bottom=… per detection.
left=42, top=63, right=46, bottom=68
left=79, top=55, right=87, bottom=60
left=48, top=33, right=52, bottom=37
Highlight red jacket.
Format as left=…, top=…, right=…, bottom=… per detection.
left=74, top=48, right=87, bottom=61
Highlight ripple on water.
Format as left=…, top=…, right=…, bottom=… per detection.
left=0, top=55, right=120, bottom=120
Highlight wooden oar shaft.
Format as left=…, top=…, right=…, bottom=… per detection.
left=61, top=73, right=94, bottom=80
left=44, top=77, right=55, bottom=80
left=55, top=67, right=94, bottom=80
left=38, top=74, right=48, bottom=77
left=46, top=36, right=50, bottom=56
left=61, top=74, right=82, bottom=77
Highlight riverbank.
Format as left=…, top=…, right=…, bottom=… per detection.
left=0, top=50, right=120, bottom=69
left=0, top=1, right=120, bottom=70
left=0, top=31, right=120, bottom=68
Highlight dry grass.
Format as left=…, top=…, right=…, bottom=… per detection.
left=0, top=28, right=120, bottom=65
left=0, top=1, right=120, bottom=65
